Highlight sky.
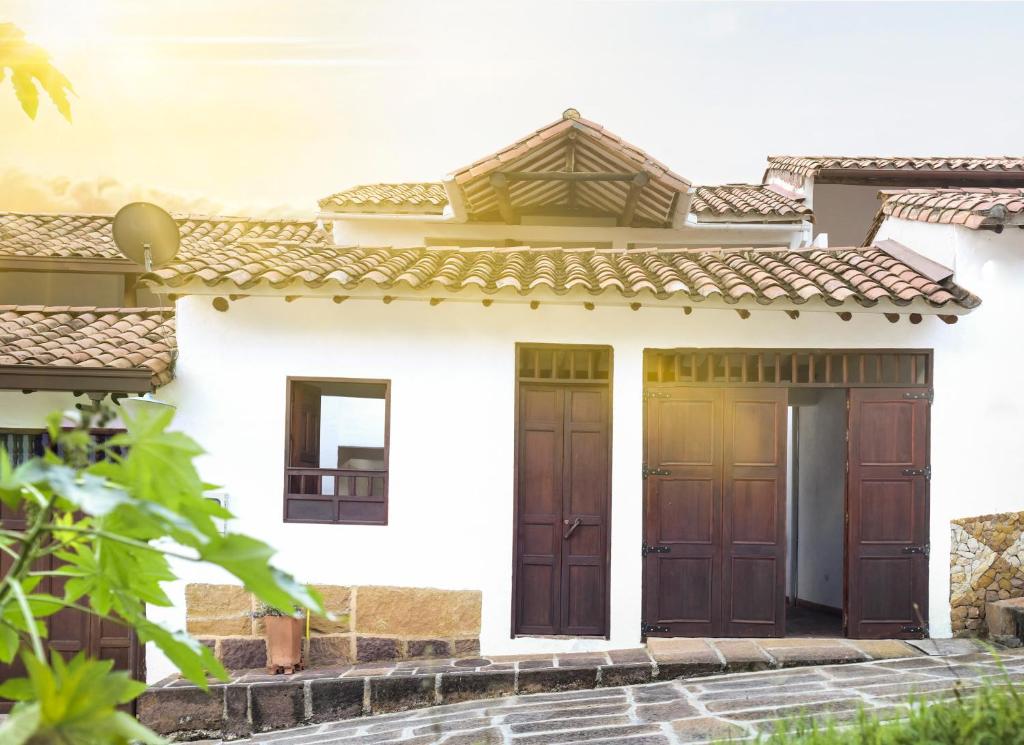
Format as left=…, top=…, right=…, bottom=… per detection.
left=2, top=0, right=1022, bottom=216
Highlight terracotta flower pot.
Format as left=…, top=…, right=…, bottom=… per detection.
left=264, top=615, right=304, bottom=674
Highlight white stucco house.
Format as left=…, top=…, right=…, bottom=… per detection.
left=2, top=111, right=1023, bottom=684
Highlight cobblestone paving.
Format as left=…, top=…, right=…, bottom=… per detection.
left=203, top=647, right=1023, bottom=744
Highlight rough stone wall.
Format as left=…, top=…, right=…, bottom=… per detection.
left=950, top=511, right=1024, bottom=635
left=185, top=583, right=481, bottom=670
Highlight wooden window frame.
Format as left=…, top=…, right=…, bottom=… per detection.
left=282, top=376, right=391, bottom=526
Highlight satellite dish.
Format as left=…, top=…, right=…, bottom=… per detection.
left=112, top=202, right=180, bottom=271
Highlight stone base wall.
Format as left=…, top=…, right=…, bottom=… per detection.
left=186, top=583, right=481, bottom=670
left=950, top=511, right=1024, bottom=635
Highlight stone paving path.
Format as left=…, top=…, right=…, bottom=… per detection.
left=201, top=645, right=1023, bottom=744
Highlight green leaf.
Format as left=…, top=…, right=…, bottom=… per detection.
left=0, top=23, right=74, bottom=122
left=0, top=623, right=19, bottom=663
left=0, top=700, right=40, bottom=745
left=0, top=677, right=33, bottom=701
left=200, top=534, right=324, bottom=615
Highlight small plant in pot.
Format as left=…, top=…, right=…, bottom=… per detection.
left=253, top=602, right=305, bottom=674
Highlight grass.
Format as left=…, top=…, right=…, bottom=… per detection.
left=748, top=667, right=1024, bottom=744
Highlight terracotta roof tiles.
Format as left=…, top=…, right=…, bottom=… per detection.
left=0, top=306, right=175, bottom=387
left=690, top=185, right=812, bottom=221
left=0, top=213, right=331, bottom=261
left=318, top=183, right=448, bottom=214
left=767, top=155, right=1024, bottom=180
left=140, top=242, right=977, bottom=310
left=879, top=188, right=1024, bottom=229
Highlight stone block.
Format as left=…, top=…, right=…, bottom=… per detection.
left=600, top=663, right=654, bottom=687
left=310, top=585, right=352, bottom=633
left=357, top=636, right=402, bottom=663
left=220, top=637, right=267, bottom=671
left=439, top=671, right=515, bottom=703
left=250, top=682, right=306, bottom=732
left=408, top=639, right=452, bottom=659
left=309, top=678, right=365, bottom=723
left=656, top=660, right=724, bottom=680
left=454, top=638, right=481, bottom=657
left=672, top=716, right=747, bottom=743
left=187, top=616, right=254, bottom=637
left=517, top=666, right=598, bottom=694
left=986, top=597, right=1024, bottom=638
left=369, top=674, right=436, bottom=713
left=223, top=685, right=251, bottom=739
left=308, top=634, right=354, bottom=667
left=355, top=585, right=482, bottom=637
left=186, top=583, right=251, bottom=618
left=851, top=639, right=922, bottom=661
left=136, top=685, right=225, bottom=737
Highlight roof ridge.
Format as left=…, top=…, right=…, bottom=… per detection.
left=0, top=210, right=319, bottom=224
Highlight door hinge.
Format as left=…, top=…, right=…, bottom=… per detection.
left=903, top=390, right=934, bottom=403
left=643, top=544, right=670, bottom=557
left=642, top=621, right=669, bottom=634
left=642, top=465, right=670, bottom=479
left=644, top=390, right=671, bottom=401
left=902, top=465, right=931, bottom=480
left=901, top=545, right=930, bottom=557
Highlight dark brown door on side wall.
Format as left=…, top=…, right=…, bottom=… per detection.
left=644, top=387, right=787, bottom=637
left=847, top=388, right=930, bottom=639
left=514, top=384, right=610, bottom=637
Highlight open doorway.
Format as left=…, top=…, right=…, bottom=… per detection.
left=787, top=389, right=846, bottom=638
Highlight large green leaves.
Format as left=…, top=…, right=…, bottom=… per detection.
left=0, top=402, right=325, bottom=743
left=0, top=653, right=160, bottom=745
left=0, top=23, right=73, bottom=121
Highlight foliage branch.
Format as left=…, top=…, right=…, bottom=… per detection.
left=0, top=402, right=323, bottom=743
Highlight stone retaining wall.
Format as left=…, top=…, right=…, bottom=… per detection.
left=950, top=511, right=1024, bottom=635
left=186, top=583, right=481, bottom=669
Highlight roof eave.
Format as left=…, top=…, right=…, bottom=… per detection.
left=0, top=365, right=157, bottom=394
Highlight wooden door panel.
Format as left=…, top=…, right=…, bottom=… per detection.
left=515, top=386, right=563, bottom=635
left=657, top=480, right=714, bottom=544
left=657, top=557, right=714, bottom=626
left=560, top=388, right=609, bottom=636
left=728, top=556, right=779, bottom=625
left=847, top=388, right=929, bottom=639
left=722, top=389, right=787, bottom=638
left=644, top=389, right=723, bottom=637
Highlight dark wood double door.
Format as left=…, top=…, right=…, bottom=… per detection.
left=643, top=386, right=930, bottom=639
left=514, top=384, right=610, bottom=636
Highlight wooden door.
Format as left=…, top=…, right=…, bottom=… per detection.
left=643, top=387, right=786, bottom=637
left=847, top=388, right=930, bottom=639
left=514, top=384, right=609, bottom=637
left=722, top=388, right=787, bottom=637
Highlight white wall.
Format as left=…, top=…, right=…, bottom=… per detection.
left=795, top=389, right=846, bottom=610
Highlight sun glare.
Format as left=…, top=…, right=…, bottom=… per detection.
left=20, top=1, right=110, bottom=58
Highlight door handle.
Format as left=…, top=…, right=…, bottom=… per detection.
left=563, top=517, right=582, bottom=540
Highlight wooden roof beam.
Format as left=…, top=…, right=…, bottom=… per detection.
left=489, top=173, right=518, bottom=224
left=619, top=172, right=651, bottom=227
left=499, top=170, right=641, bottom=182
